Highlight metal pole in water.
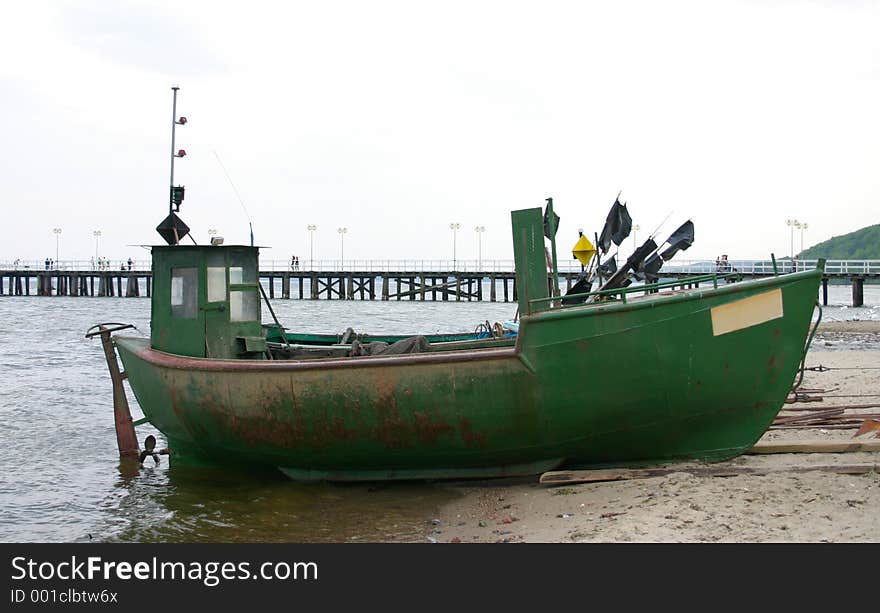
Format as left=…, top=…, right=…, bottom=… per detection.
left=92, top=326, right=140, bottom=460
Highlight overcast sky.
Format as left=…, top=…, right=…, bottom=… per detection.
left=1, top=0, right=878, bottom=265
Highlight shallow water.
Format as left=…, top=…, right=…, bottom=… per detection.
left=0, top=283, right=876, bottom=542
left=0, top=295, right=516, bottom=543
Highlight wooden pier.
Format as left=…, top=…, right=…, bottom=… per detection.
left=0, top=266, right=876, bottom=307
left=0, top=270, right=150, bottom=298
left=263, top=271, right=520, bottom=302
left=0, top=269, right=522, bottom=302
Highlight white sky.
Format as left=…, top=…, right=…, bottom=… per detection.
left=1, top=0, right=878, bottom=264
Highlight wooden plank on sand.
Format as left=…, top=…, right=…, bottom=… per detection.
left=539, top=463, right=878, bottom=485
left=748, top=440, right=880, bottom=454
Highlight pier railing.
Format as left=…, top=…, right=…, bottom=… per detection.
left=2, top=259, right=877, bottom=305
left=2, top=258, right=879, bottom=276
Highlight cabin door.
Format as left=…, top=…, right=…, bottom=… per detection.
left=204, top=264, right=231, bottom=358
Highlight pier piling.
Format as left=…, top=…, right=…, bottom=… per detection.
left=852, top=277, right=864, bottom=307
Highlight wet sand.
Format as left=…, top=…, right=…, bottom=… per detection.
left=423, top=322, right=880, bottom=543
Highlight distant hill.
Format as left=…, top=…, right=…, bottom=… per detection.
left=799, top=224, right=880, bottom=259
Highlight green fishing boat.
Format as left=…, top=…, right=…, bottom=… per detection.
left=92, top=208, right=822, bottom=480
left=89, top=88, right=822, bottom=481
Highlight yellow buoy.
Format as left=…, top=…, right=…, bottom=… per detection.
left=572, top=235, right=596, bottom=266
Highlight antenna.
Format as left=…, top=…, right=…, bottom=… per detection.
left=213, top=150, right=255, bottom=246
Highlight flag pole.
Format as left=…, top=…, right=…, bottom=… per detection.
left=546, top=197, right=560, bottom=301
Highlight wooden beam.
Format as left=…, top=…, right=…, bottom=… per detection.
left=748, top=440, right=880, bottom=454
left=539, top=463, right=879, bottom=485
left=387, top=279, right=474, bottom=300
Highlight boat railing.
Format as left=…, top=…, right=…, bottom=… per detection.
left=528, top=272, right=734, bottom=312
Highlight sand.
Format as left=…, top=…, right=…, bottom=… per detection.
left=424, top=321, right=880, bottom=542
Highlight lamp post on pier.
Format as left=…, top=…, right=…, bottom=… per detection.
left=450, top=222, right=460, bottom=270
left=53, top=228, right=62, bottom=268
left=785, top=219, right=799, bottom=271
left=632, top=224, right=640, bottom=254
left=798, top=221, right=808, bottom=255
left=337, top=227, right=347, bottom=270
left=474, top=226, right=485, bottom=270
left=93, top=230, right=101, bottom=266
left=308, top=225, right=317, bottom=270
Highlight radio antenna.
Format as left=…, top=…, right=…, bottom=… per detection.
left=213, top=150, right=255, bottom=246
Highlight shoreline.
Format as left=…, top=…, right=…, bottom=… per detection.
left=816, top=321, right=880, bottom=333
left=422, top=323, right=880, bottom=542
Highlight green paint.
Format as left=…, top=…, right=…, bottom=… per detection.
left=511, top=207, right=550, bottom=315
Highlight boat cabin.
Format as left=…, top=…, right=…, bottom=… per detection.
left=146, top=208, right=554, bottom=362
left=150, top=244, right=266, bottom=359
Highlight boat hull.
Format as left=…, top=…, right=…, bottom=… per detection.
left=115, top=270, right=821, bottom=480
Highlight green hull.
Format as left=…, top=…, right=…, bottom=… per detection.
left=115, top=269, right=820, bottom=480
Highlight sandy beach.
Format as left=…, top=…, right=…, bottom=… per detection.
left=423, top=321, right=880, bottom=542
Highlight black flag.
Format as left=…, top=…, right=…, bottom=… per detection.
left=597, top=257, right=618, bottom=277
left=598, top=198, right=632, bottom=254
left=543, top=201, right=560, bottom=239
left=628, top=238, right=657, bottom=271
left=659, top=220, right=695, bottom=260
left=562, top=269, right=593, bottom=305
left=640, top=252, right=664, bottom=282
left=600, top=238, right=657, bottom=291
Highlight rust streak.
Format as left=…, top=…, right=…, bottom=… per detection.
left=458, top=416, right=488, bottom=448
left=413, top=412, right=456, bottom=445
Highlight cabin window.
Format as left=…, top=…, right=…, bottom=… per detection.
left=229, top=266, right=256, bottom=284
left=230, top=290, right=258, bottom=322
left=229, top=258, right=258, bottom=321
left=207, top=267, right=227, bottom=303
left=170, top=267, right=198, bottom=319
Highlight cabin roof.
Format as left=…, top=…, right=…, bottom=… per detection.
left=148, top=244, right=266, bottom=250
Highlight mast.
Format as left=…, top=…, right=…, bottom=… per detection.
left=166, top=86, right=188, bottom=244
left=169, top=85, right=179, bottom=216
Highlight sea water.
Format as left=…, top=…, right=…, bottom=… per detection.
left=0, top=284, right=876, bottom=542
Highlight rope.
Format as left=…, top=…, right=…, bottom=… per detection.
left=805, top=366, right=880, bottom=371
left=792, top=300, right=822, bottom=391
left=823, top=393, right=880, bottom=398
